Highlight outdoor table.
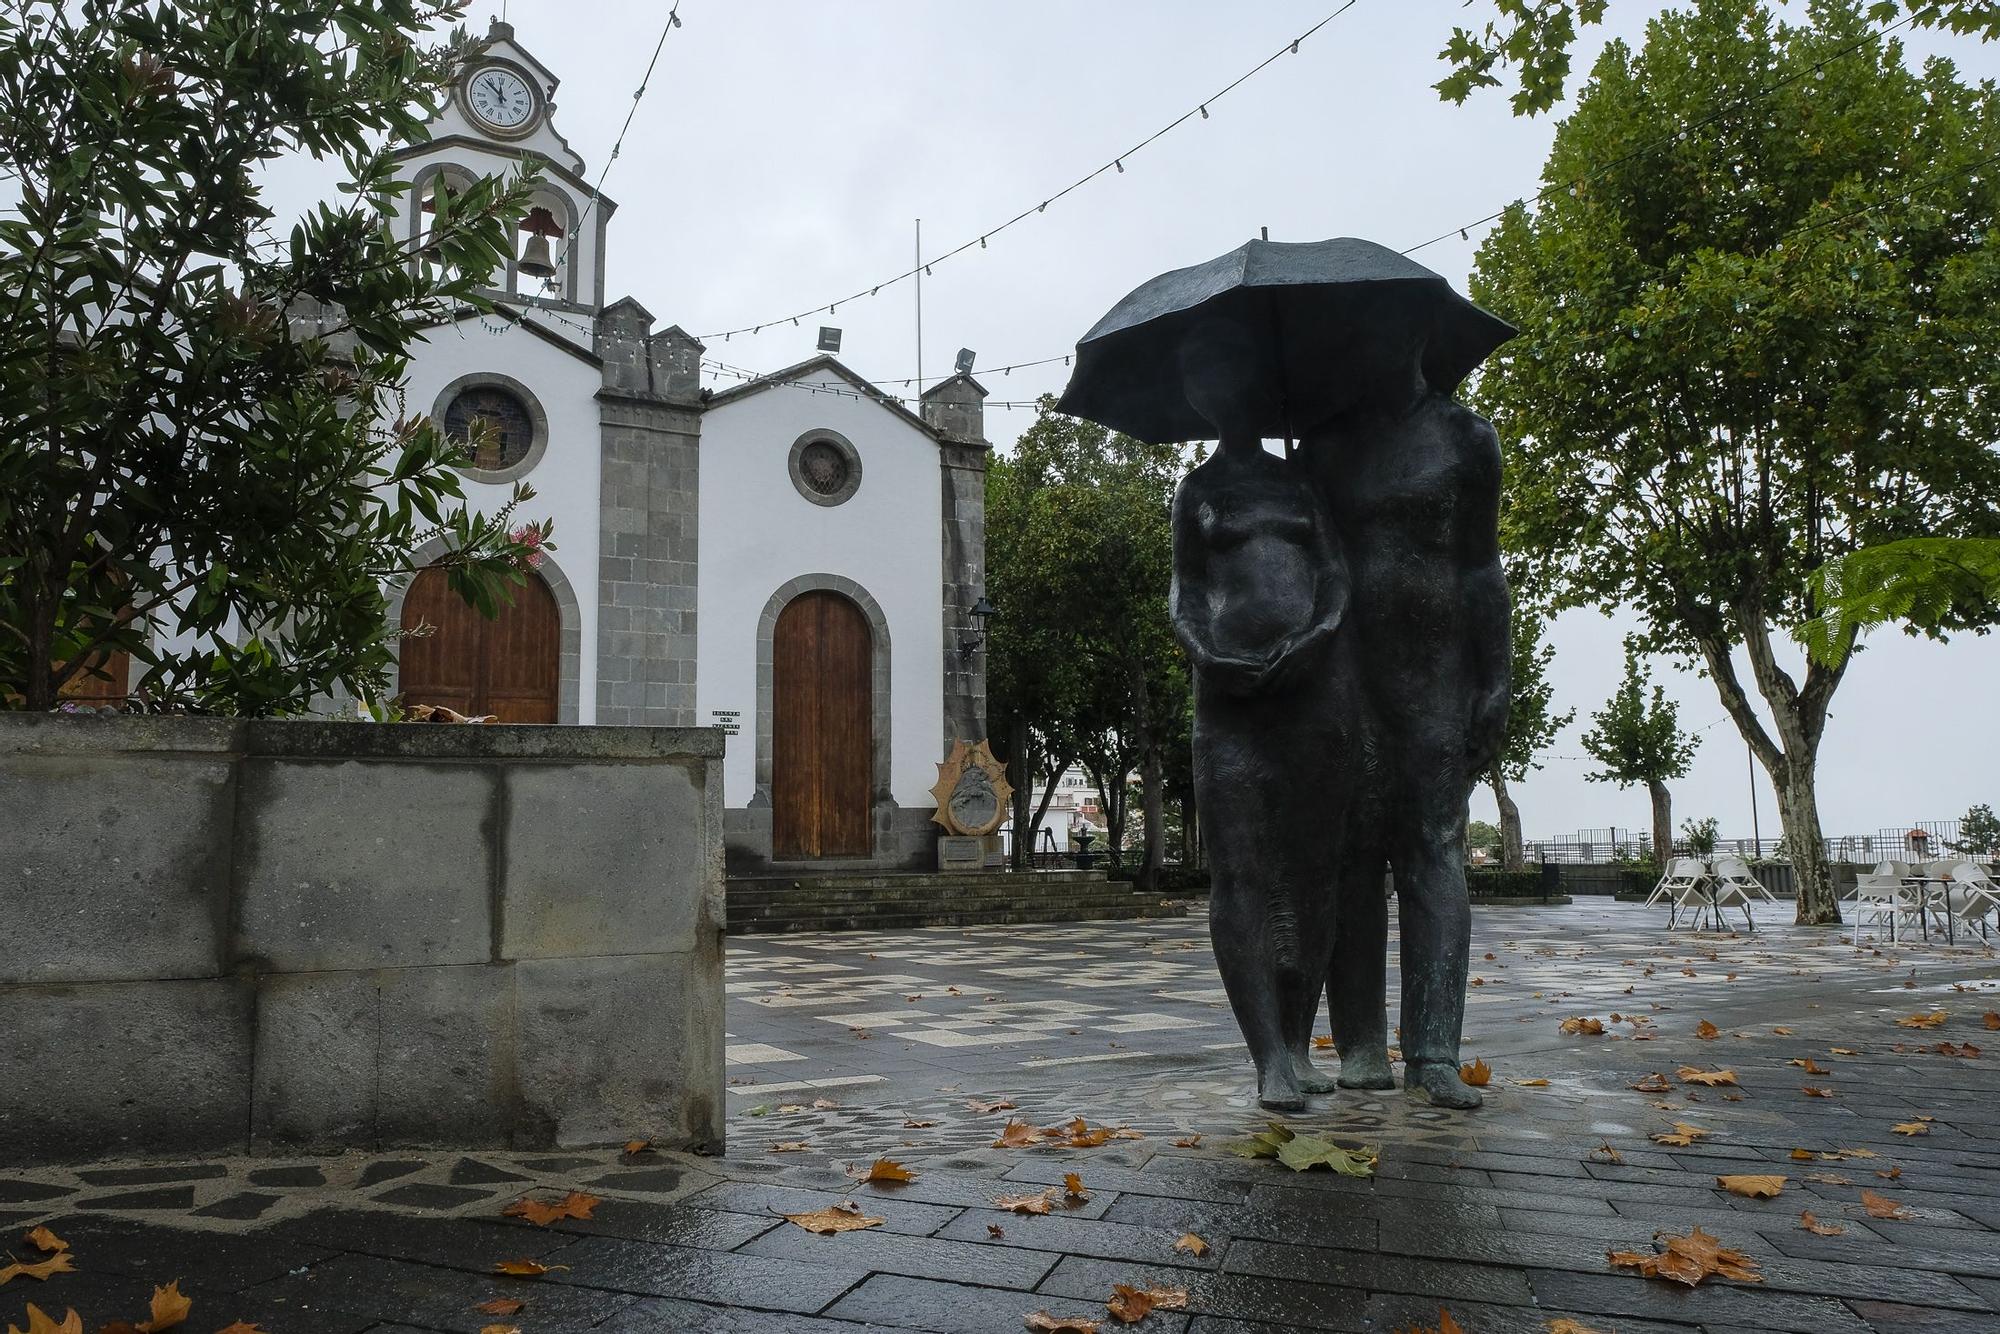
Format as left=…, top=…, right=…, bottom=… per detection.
left=1902, top=876, right=1954, bottom=944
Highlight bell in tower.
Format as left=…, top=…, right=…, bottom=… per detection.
left=518, top=205, right=562, bottom=281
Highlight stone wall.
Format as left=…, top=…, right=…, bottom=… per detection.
left=0, top=715, right=725, bottom=1166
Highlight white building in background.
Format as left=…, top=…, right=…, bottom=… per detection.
left=356, top=22, right=991, bottom=872
left=1013, top=764, right=1109, bottom=853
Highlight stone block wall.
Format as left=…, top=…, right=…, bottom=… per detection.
left=0, top=715, right=725, bottom=1166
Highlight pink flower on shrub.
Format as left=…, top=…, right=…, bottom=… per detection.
left=510, top=524, right=545, bottom=570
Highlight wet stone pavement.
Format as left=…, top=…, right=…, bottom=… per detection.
left=6, top=901, right=2000, bottom=1332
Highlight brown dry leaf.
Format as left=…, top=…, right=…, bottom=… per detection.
left=996, top=1190, right=1056, bottom=1216
left=1312, top=1035, right=1335, bottom=1050
left=1789, top=1148, right=1815, bottom=1161
left=622, top=1139, right=651, bottom=1155
left=1545, top=1321, right=1607, bottom=1334
left=1877, top=1165, right=1903, bottom=1180
left=478, top=1326, right=521, bottom=1334
left=1650, top=1122, right=1711, bottom=1148
left=993, top=1118, right=1043, bottom=1149
left=1696, top=1020, right=1721, bottom=1040
left=0, top=1253, right=74, bottom=1285
left=1895, top=1011, right=1947, bottom=1029
left=1790, top=1057, right=1831, bottom=1075
left=1801, top=1086, right=1836, bottom=1099
left=770, top=1141, right=813, bottom=1153
left=1514, top=1077, right=1551, bottom=1087
left=852, top=1158, right=916, bottom=1184
left=988, top=1224, right=1006, bottom=1238
left=213, top=1325, right=266, bottom=1334
left=1831, top=1047, right=1861, bottom=1055
left=22, top=1228, right=66, bottom=1255
left=1173, top=1232, right=1209, bottom=1257
left=783, top=1203, right=886, bottom=1235
left=501, top=1190, right=600, bottom=1226
left=1606, top=1225, right=1762, bottom=1286
left=1560, top=1017, right=1605, bottom=1036
left=1023, top=1311, right=1100, bottom=1333
left=1589, top=1143, right=1624, bottom=1165
left=1771, top=1026, right=1794, bottom=1035
left=1891, top=1121, right=1931, bottom=1136
left=1805, top=1171, right=1854, bottom=1186
left=1861, top=1189, right=1911, bottom=1220
left=138, top=1282, right=192, bottom=1333
left=969, top=1097, right=1017, bottom=1114
left=1105, top=1284, right=1189, bottom=1324
left=1984, top=1012, right=1999, bottom=1030
left=904, top=1118, right=936, bottom=1128
left=1063, top=1172, right=1090, bottom=1201
left=5, top=1306, right=82, bottom=1334
left=1171, top=1134, right=1202, bottom=1148
left=493, top=1258, right=570, bottom=1277
left=1457, top=1058, right=1492, bottom=1087
left=812, top=1098, right=839, bottom=1109
left=473, top=1298, right=526, bottom=1316
left=1630, top=1073, right=1671, bottom=1093
left=1676, top=1066, right=1738, bottom=1087
left=1933, top=1041, right=1982, bottom=1058
left=1799, top=1210, right=1846, bottom=1236
left=1716, top=1175, right=1787, bottom=1199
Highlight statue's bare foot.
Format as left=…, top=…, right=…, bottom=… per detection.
left=1404, top=1060, right=1483, bottom=1109
left=1336, top=1046, right=1396, bottom=1090
left=1291, top=1053, right=1338, bottom=1094
left=1257, top=1064, right=1307, bottom=1112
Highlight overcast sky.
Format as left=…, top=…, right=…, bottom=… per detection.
left=318, top=1, right=2000, bottom=840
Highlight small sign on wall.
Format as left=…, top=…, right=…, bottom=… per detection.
left=938, top=836, right=984, bottom=872
left=708, top=709, right=742, bottom=737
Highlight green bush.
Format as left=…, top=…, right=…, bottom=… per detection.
left=1467, top=869, right=1547, bottom=898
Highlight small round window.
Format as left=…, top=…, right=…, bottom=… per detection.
left=788, top=430, right=863, bottom=507
left=443, top=384, right=535, bottom=472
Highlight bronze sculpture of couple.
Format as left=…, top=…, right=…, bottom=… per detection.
left=1059, top=237, right=1515, bottom=1111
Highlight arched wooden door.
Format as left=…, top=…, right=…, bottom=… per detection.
left=772, top=590, right=872, bottom=859
left=399, top=564, right=560, bottom=723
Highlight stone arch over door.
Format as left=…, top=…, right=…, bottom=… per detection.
left=755, top=575, right=893, bottom=853
left=386, top=537, right=583, bottom=723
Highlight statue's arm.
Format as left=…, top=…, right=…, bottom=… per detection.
left=1461, top=415, right=1512, bottom=775
left=1170, top=484, right=1263, bottom=693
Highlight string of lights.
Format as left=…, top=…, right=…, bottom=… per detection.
left=553, top=1, right=685, bottom=279
left=690, top=1, right=1364, bottom=343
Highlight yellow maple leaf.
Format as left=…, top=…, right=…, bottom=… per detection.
left=1715, top=1174, right=1787, bottom=1199
left=1173, top=1232, right=1209, bottom=1257
left=851, top=1158, right=916, bottom=1184
left=1891, top=1120, right=1931, bottom=1136
left=21, top=1228, right=66, bottom=1255
left=1023, top=1310, right=1100, bottom=1333
left=1895, top=1011, right=1947, bottom=1029
left=782, top=1203, right=886, bottom=1234
left=500, top=1190, right=600, bottom=1226
left=1861, top=1189, right=1911, bottom=1219
left=1676, top=1066, right=1738, bottom=1086
left=5, top=1305, right=82, bottom=1334
left=1062, top=1172, right=1089, bottom=1200
left=0, top=1253, right=74, bottom=1286
left=1695, top=1020, right=1720, bottom=1039
left=1799, top=1210, right=1845, bottom=1236
left=492, top=1258, right=570, bottom=1277
left=1458, top=1058, right=1492, bottom=1086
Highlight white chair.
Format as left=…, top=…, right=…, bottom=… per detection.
left=1711, top=855, right=1778, bottom=905
left=1948, top=862, right=2000, bottom=943
left=1852, top=871, right=1926, bottom=945
left=1660, top=858, right=1720, bottom=930
left=1648, top=856, right=1707, bottom=907
left=1706, top=871, right=1757, bottom=932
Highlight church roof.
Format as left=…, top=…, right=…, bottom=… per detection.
left=703, top=355, right=936, bottom=438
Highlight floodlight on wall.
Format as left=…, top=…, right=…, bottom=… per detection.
left=954, top=348, right=976, bottom=376
left=817, top=326, right=842, bottom=354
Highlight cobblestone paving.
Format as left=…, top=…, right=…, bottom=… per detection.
left=6, top=902, right=2000, bottom=1332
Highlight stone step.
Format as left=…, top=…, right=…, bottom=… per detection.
left=728, top=893, right=1155, bottom=924
left=727, top=870, right=1112, bottom=894
left=726, top=897, right=1184, bottom=935
left=727, top=880, right=1129, bottom=909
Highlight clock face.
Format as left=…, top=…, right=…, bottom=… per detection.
left=467, top=66, right=535, bottom=132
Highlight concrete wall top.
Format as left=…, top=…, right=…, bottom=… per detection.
left=0, top=715, right=725, bottom=761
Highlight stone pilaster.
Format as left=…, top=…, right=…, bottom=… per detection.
left=921, top=375, right=990, bottom=749
left=595, top=298, right=704, bottom=726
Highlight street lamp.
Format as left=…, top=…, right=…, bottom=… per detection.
left=959, top=594, right=995, bottom=660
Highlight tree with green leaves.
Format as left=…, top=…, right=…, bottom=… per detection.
left=1, top=1, right=546, bottom=715
left=1798, top=537, right=2000, bottom=664
left=984, top=399, right=1188, bottom=889
left=1469, top=0, right=2000, bottom=923
left=1487, top=610, right=1574, bottom=870
left=1437, top=0, right=2000, bottom=115
left=1466, top=818, right=1504, bottom=858
left=1580, top=638, right=1701, bottom=868
left=1950, top=802, right=2000, bottom=858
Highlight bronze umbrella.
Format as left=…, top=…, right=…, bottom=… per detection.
left=1055, top=236, right=1516, bottom=445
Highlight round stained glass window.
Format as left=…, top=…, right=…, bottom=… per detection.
left=443, top=385, right=535, bottom=472
left=798, top=441, right=849, bottom=496
left=788, top=430, right=863, bottom=506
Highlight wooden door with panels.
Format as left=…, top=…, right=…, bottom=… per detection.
left=398, top=563, right=559, bottom=723
left=772, top=590, right=872, bottom=859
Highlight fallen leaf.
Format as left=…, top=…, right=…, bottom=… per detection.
left=1676, top=1066, right=1738, bottom=1087
left=1984, top=1012, right=1999, bottom=1030
left=493, top=1259, right=570, bottom=1277
left=904, top=1119, right=936, bottom=1128
left=1831, top=1047, right=1860, bottom=1055
left=1171, top=1134, right=1202, bottom=1148
left=1589, top=1143, right=1623, bottom=1165
left=1716, top=1175, right=1787, bottom=1199
left=213, top=1325, right=265, bottom=1334
left=1891, top=1121, right=1931, bottom=1136
left=1629, top=1073, right=1671, bottom=1093
left=1696, top=1020, right=1720, bottom=1040
left=1458, top=1058, right=1492, bottom=1086
left=1805, top=1171, right=1854, bottom=1186
left=0, top=1253, right=74, bottom=1285
left=988, top=1224, right=1006, bottom=1238
left=1771, top=1026, right=1794, bottom=1035
left=1545, top=1320, right=1606, bottom=1334
left=4, top=1306, right=82, bottom=1334
left=1932, top=1041, right=1981, bottom=1058
left=1606, top=1225, right=1762, bottom=1286
left=1895, top=1011, right=1947, bottom=1029
left=1799, top=1210, right=1846, bottom=1236
left=1649, top=1122, right=1711, bottom=1148
left=1063, top=1172, right=1089, bottom=1201
left=622, top=1139, right=651, bottom=1155
left=479, top=1326, right=521, bottom=1334
left=1560, top=1017, right=1605, bottom=1036
left=501, top=1190, right=599, bottom=1226
left=1877, top=1165, right=1903, bottom=1180
left=993, top=1118, right=1043, bottom=1148
left=138, top=1282, right=192, bottom=1333
left=1173, top=1232, right=1209, bottom=1257
left=1023, top=1311, right=1100, bottom=1333
left=1105, top=1284, right=1189, bottom=1324
left=770, top=1140, right=813, bottom=1153
left=1790, top=1148, right=1815, bottom=1161
left=783, top=1203, right=886, bottom=1234
left=1789, top=1057, right=1830, bottom=1075
left=968, top=1097, right=1017, bottom=1114
left=1801, top=1086, right=1835, bottom=1098
left=22, top=1228, right=65, bottom=1254
left=1514, top=1077, right=1550, bottom=1087
left=851, top=1158, right=916, bottom=1184
left=1312, top=1035, right=1335, bottom=1050
left=996, top=1190, right=1056, bottom=1215
left=1861, top=1189, right=1911, bottom=1219
left=473, top=1299, right=525, bottom=1316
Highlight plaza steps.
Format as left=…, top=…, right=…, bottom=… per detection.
left=724, top=868, right=1186, bottom=934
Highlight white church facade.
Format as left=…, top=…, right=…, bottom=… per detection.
left=377, top=21, right=990, bottom=872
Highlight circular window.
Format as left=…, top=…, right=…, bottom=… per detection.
left=788, top=430, right=863, bottom=507
left=434, top=373, right=548, bottom=482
